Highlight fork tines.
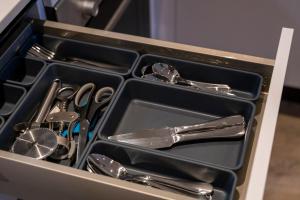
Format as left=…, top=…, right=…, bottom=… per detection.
left=26, top=43, right=55, bottom=60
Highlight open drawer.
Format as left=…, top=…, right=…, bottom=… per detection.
left=0, top=19, right=293, bottom=200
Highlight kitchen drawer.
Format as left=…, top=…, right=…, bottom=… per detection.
left=0, top=20, right=293, bottom=200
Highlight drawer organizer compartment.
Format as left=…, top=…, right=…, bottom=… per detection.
left=80, top=141, right=237, bottom=200
left=132, top=54, right=263, bottom=101
left=0, top=63, right=123, bottom=166
left=20, top=34, right=139, bottom=76
left=98, top=79, right=255, bottom=170
left=0, top=83, right=26, bottom=117
left=0, top=57, right=46, bottom=88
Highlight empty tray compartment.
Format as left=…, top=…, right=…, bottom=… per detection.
left=80, top=141, right=237, bottom=200
left=0, top=83, right=26, bottom=117
left=22, top=34, right=139, bottom=76
left=0, top=63, right=123, bottom=164
left=132, top=54, right=263, bottom=101
left=0, top=116, right=4, bottom=129
left=98, top=79, right=255, bottom=170
left=0, top=57, right=46, bottom=87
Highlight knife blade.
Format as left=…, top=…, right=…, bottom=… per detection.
left=108, top=115, right=245, bottom=141
left=109, top=125, right=245, bottom=149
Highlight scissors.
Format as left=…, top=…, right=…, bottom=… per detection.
left=74, top=83, right=115, bottom=162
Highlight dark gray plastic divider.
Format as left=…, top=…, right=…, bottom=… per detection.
left=80, top=140, right=237, bottom=200
left=0, top=116, right=4, bottom=129
left=0, top=83, right=26, bottom=117
left=98, top=79, right=255, bottom=170
left=21, top=34, right=139, bottom=76
left=132, top=54, right=263, bottom=101
left=0, top=57, right=46, bottom=88
left=0, top=63, right=124, bottom=165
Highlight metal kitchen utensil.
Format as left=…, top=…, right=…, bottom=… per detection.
left=49, top=86, right=79, bottom=114
left=46, top=111, right=79, bottom=160
left=34, top=79, right=61, bottom=123
left=87, top=154, right=213, bottom=197
left=110, top=115, right=244, bottom=140
left=46, top=86, right=79, bottom=160
left=47, top=112, right=79, bottom=124
left=11, top=128, right=58, bottom=159
left=110, top=125, right=245, bottom=149
left=142, top=73, right=170, bottom=83
left=27, top=43, right=123, bottom=71
left=108, top=115, right=245, bottom=149
left=75, top=84, right=115, bottom=162
left=11, top=79, right=61, bottom=159
left=142, top=63, right=234, bottom=95
left=47, top=85, right=80, bottom=135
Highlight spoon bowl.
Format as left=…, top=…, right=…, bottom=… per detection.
left=150, top=63, right=234, bottom=95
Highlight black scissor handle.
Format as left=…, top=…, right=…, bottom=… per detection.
left=87, top=87, right=115, bottom=122
left=94, top=87, right=114, bottom=105
left=75, top=83, right=95, bottom=118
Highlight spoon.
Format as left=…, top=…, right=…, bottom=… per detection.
left=142, top=73, right=170, bottom=83
left=87, top=154, right=213, bottom=196
left=151, top=63, right=234, bottom=95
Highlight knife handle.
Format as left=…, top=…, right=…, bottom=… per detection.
left=178, top=125, right=245, bottom=143
left=131, top=175, right=213, bottom=196
left=174, top=115, right=245, bottom=134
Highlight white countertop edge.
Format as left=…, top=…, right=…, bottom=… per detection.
left=245, top=27, right=294, bottom=200
left=0, top=0, right=31, bottom=34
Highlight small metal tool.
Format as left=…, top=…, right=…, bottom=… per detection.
left=11, top=79, right=61, bottom=159
left=109, top=115, right=245, bottom=149
left=141, top=63, right=235, bottom=96
left=87, top=154, right=214, bottom=197
left=27, top=43, right=123, bottom=71
left=47, top=86, right=79, bottom=160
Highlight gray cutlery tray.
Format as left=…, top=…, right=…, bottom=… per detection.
left=0, top=57, right=46, bottom=88
left=0, top=63, right=124, bottom=166
left=0, top=23, right=262, bottom=199
left=98, top=79, right=255, bottom=170
left=0, top=83, right=26, bottom=118
left=132, top=54, right=263, bottom=101
left=80, top=140, right=237, bottom=200
left=20, top=34, right=139, bottom=76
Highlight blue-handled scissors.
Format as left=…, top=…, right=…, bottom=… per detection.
left=74, top=83, right=114, bottom=162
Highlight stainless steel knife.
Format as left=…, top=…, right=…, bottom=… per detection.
left=108, top=115, right=245, bottom=140
left=108, top=116, right=246, bottom=149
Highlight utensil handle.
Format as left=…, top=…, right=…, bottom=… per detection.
left=76, top=119, right=90, bottom=162
left=177, top=77, right=233, bottom=94
left=144, top=175, right=213, bottom=195
left=67, top=57, right=122, bottom=70
left=174, top=115, right=245, bottom=134
left=34, top=79, right=61, bottom=123
left=178, top=125, right=245, bottom=142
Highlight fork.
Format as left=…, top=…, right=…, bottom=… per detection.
left=26, top=43, right=123, bottom=71
left=26, top=43, right=55, bottom=60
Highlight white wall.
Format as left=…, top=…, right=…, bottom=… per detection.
left=150, top=0, right=299, bottom=88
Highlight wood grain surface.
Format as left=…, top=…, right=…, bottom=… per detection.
left=264, top=101, right=300, bottom=199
